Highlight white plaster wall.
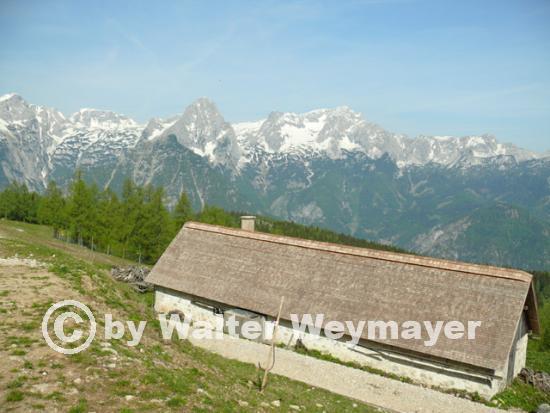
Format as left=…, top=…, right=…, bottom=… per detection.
left=498, top=314, right=529, bottom=391
left=155, top=289, right=223, bottom=327
left=155, top=288, right=504, bottom=398
left=274, top=321, right=502, bottom=398
left=513, top=333, right=528, bottom=378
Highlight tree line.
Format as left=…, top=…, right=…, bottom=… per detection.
left=0, top=173, right=193, bottom=264
left=0, top=173, right=407, bottom=264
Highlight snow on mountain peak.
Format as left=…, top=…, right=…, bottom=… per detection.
left=0, top=94, right=543, bottom=175
left=233, top=119, right=265, bottom=137
left=271, top=110, right=329, bottom=151
left=232, top=106, right=366, bottom=158
left=70, top=108, right=139, bottom=130
left=231, top=105, right=541, bottom=167
left=188, top=97, right=219, bottom=111
left=157, top=98, right=241, bottom=166
left=0, top=93, right=35, bottom=123
left=142, top=117, right=178, bottom=141
left=0, top=93, right=21, bottom=103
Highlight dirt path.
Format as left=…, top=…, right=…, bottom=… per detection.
left=0, top=264, right=90, bottom=412
left=189, top=333, right=505, bottom=413
left=0, top=261, right=163, bottom=412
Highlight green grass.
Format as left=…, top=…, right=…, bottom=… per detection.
left=5, top=335, right=38, bottom=347
left=20, top=321, right=39, bottom=332
left=7, top=376, right=27, bottom=389
left=526, top=339, right=550, bottom=372
left=490, top=339, right=550, bottom=411
left=165, top=396, right=186, bottom=408
left=492, top=380, right=550, bottom=412
left=490, top=337, right=550, bottom=411
left=6, top=390, right=25, bottom=402
left=0, top=218, right=136, bottom=268
left=45, top=391, right=67, bottom=402
left=68, top=398, right=88, bottom=413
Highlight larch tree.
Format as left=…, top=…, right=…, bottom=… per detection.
left=38, top=181, right=66, bottom=238
left=173, top=191, right=193, bottom=231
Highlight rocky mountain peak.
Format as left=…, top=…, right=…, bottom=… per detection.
left=0, top=92, right=23, bottom=104
left=238, top=106, right=368, bottom=157
left=160, top=98, right=240, bottom=166
left=186, top=97, right=220, bottom=113
left=0, top=93, right=36, bottom=124
left=141, top=116, right=178, bottom=141
left=0, top=94, right=67, bottom=151
left=70, top=108, right=139, bottom=130
left=177, top=98, right=226, bottom=131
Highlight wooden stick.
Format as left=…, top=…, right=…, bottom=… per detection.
left=260, top=296, right=285, bottom=393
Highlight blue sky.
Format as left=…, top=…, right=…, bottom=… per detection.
left=1, top=0, right=549, bottom=151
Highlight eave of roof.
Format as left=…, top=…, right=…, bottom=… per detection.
left=184, top=222, right=533, bottom=284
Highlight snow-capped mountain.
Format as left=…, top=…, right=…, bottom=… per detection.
left=0, top=93, right=67, bottom=187
left=0, top=94, right=143, bottom=188
left=0, top=93, right=543, bottom=190
left=1, top=93, right=548, bottom=268
left=70, top=108, right=139, bottom=130
left=157, top=98, right=241, bottom=167
left=232, top=106, right=538, bottom=167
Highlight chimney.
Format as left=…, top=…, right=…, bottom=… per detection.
left=240, top=216, right=256, bottom=232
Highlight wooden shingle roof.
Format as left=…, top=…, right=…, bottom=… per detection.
left=146, top=222, right=540, bottom=371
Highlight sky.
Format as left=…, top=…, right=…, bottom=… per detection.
left=0, top=0, right=549, bottom=152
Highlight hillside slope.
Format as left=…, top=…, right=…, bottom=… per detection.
left=1, top=220, right=549, bottom=412
left=412, top=203, right=550, bottom=269
left=0, top=220, right=383, bottom=412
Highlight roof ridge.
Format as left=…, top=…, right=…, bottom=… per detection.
left=184, top=222, right=532, bottom=283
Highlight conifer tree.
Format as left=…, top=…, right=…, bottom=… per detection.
left=173, top=191, right=193, bottom=231
left=3, top=182, right=37, bottom=222
left=67, top=171, right=95, bottom=245
left=0, top=183, right=17, bottom=219
left=135, top=186, right=172, bottom=263
left=96, top=188, right=121, bottom=255
left=38, top=181, right=66, bottom=238
left=120, top=178, right=142, bottom=258
left=197, top=205, right=239, bottom=227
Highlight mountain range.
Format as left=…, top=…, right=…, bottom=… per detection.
left=1, top=93, right=548, bottom=269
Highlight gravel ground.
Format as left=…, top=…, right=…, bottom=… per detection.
left=189, top=333, right=506, bottom=413
left=0, top=256, right=44, bottom=267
